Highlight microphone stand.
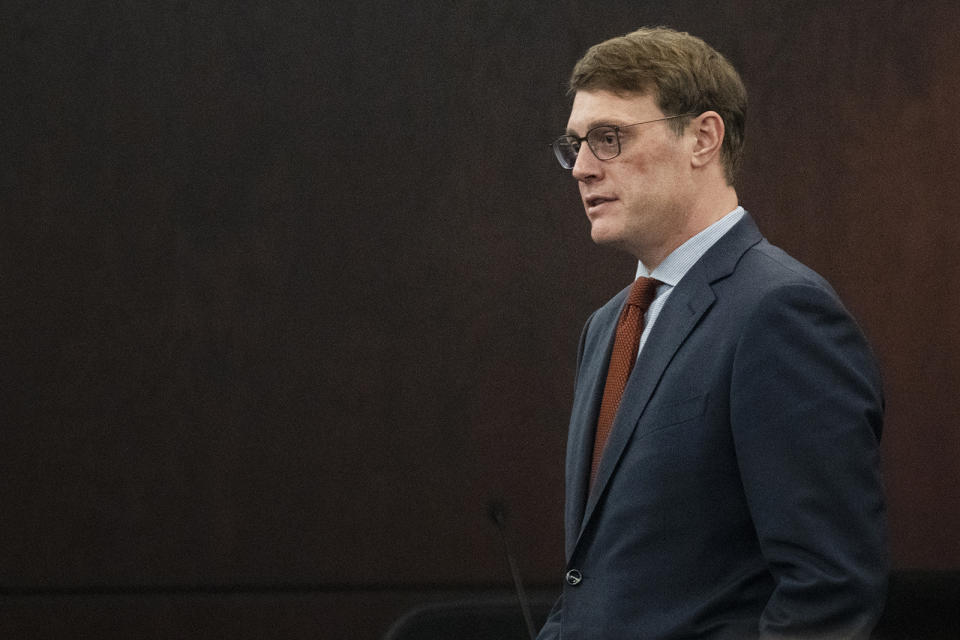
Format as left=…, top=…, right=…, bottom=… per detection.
left=488, top=501, right=537, bottom=640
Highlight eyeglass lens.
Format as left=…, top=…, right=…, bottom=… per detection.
left=552, top=126, right=621, bottom=169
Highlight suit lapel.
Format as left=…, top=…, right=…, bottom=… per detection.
left=575, top=278, right=716, bottom=543
left=564, top=293, right=625, bottom=554
left=568, top=214, right=764, bottom=556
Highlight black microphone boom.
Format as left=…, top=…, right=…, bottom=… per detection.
left=488, top=500, right=537, bottom=640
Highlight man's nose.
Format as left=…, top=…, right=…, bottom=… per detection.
left=571, top=145, right=600, bottom=182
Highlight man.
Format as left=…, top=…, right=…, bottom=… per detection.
left=539, top=27, right=886, bottom=639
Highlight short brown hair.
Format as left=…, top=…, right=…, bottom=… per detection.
left=569, top=27, right=747, bottom=184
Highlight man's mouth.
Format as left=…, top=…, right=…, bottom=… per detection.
left=585, top=195, right=617, bottom=211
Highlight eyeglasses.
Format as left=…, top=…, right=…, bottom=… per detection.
left=550, top=113, right=698, bottom=169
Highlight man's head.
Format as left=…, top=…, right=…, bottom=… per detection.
left=569, top=27, right=746, bottom=184
left=558, top=27, right=746, bottom=266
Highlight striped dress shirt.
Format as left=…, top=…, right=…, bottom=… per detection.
left=635, top=206, right=746, bottom=356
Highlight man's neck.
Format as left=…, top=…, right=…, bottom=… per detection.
left=638, top=205, right=745, bottom=278
left=638, top=186, right=739, bottom=270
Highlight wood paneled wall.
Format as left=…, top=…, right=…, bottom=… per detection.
left=3, top=1, right=958, bottom=637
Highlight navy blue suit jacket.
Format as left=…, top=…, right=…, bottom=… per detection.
left=538, top=214, right=886, bottom=639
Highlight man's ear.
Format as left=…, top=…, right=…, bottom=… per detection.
left=690, top=111, right=725, bottom=169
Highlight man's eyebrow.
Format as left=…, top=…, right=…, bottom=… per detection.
left=565, top=120, right=622, bottom=136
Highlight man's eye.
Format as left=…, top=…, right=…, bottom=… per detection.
left=594, top=129, right=618, bottom=147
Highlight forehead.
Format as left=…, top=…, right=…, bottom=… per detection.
left=566, top=90, right=662, bottom=135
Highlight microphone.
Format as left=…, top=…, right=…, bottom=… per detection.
left=488, top=500, right=537, bottom=640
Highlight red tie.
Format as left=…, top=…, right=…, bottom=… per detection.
left=590, top=277, right=660, bottom=487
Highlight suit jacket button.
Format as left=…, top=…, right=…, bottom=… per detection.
left=565, top=569, right=583, bottom=586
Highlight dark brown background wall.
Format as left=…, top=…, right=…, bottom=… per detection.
left=2, top=1, right=958, bottom=638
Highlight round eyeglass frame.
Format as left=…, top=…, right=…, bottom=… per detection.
left=550, top=113, right=698, bottom=169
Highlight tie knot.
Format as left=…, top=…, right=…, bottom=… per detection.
left=626, top=277, right=660, bottom=311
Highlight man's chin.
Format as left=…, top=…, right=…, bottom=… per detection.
left=590, top=225, right=624, bottom=249
left=590, top=228, right=642, bottom=260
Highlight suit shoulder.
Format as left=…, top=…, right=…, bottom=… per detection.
left=733, top=239, right=839, bottom=298
left=590, top=282, right=632, bottom=323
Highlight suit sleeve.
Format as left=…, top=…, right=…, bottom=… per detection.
left=536, top=594, right=562, bottom=640
left=730, top=283, right=887, bottom=639
left=536, top=309, right=600, bottom=640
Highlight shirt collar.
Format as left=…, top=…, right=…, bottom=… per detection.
left=636, top=206, right=746, bottom=286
